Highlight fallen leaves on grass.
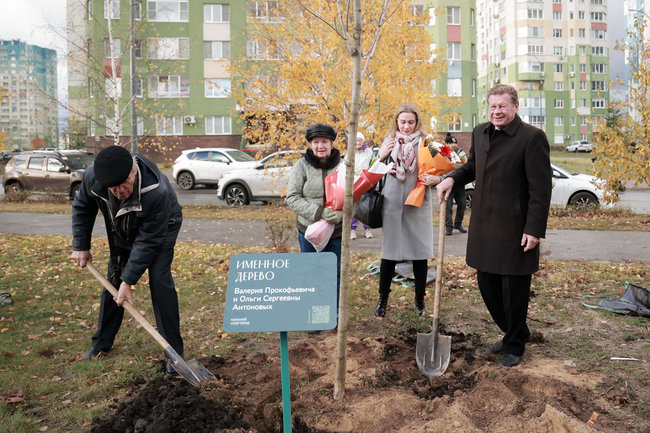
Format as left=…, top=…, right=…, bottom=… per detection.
left=7, top=389, right=24, bottom=404
left=38, top=348, right=55, bottom=358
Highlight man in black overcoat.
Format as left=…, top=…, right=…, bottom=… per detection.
left=437, top=84, right=552, bottom=367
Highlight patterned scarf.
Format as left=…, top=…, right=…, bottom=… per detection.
left=391, top=131, right=419, bottom=181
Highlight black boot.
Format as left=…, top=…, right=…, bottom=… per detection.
left=415, top=294, right=426, bottom=316
left=374, top=293, right=389, bottom=317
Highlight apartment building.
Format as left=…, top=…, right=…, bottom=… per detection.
left=0, top=40, right=58, bottom=149
left=475, top=0, right=610, bottom=147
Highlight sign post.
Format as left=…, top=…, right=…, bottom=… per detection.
left=224, top=252, right=338, bottom=433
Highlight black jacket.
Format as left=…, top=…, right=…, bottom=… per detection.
left=72, top=153, right=182, bottom=285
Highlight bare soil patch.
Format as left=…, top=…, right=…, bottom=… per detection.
left=90, top=328, right=641, bottom=432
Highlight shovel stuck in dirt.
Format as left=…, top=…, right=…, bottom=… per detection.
left=416, top=200, right=451, bottom=377
left=86, top=262, right=215, bottom=386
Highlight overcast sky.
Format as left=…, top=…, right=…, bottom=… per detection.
left=0, top=1, right=629, bottom=109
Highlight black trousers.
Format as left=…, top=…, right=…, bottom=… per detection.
left=379, top=259, right=428, bottom=297
left=445, top=183, right=466, bottom=229
left=477, top=271, right=531, bottom=357
left=91, top=222, right=184, bottom=357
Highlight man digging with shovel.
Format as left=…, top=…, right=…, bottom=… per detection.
left=70, top=145, right=184, bottom=377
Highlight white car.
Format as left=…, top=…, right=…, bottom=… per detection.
left=217, top=150, right=303, bottom=205
left=172, top=148, right=258, bottom=190
left=565, top=141, right=593, bottom=152
left=465, top=163, right=604, bottom=210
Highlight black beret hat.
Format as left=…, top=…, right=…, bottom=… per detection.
left=305, top=123, right=337, bottom=142
left=94, top=146, right=134, bottom=187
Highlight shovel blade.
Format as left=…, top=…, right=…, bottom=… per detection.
left=170, top=358, right=216, bottom=386
left=415, top=332, right=451, bottom=378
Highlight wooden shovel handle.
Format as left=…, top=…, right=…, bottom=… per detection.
left=432, top=200, right=447, bottom=323
left=86, top=261, right=171, bottom=350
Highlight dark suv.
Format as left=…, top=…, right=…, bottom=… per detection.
left=2, top=150, right=95, bottom=199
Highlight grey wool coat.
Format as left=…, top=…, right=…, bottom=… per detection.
left=379, top=132, right=434, bottom=261
left=450, top=114, right=552, bottom=275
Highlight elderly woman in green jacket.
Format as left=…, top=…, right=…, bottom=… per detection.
left=286, top=123, right=343, bottom=297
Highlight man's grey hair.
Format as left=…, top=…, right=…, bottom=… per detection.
left=488, top=84, right=518, bottom=105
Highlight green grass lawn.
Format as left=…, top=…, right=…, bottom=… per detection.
left=550, top=149, right=595, bottom=175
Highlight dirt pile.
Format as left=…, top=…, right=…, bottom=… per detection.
left=91, top=331, right=634, bottom=432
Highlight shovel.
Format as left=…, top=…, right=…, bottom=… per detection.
left=416, top=199, right=452, bottom=377
left=86, top=262, right=215, bottom=386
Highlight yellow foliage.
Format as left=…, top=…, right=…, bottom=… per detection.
left=592, top=16, right=650, bottom=199
left=232, top=1, right=456, bottom=150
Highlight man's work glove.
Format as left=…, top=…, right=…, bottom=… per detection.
left=321, top=207, right=343, bottom=224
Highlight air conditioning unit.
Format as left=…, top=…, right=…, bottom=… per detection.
left=183, top=115, right=196, bottom=125
left=569, top=72, right=575, bottom=77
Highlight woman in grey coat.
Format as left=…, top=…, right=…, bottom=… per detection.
left=374, top=103, right=443, bottom=317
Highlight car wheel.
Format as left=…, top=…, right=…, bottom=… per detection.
left=70, top=183, right=80, bottom=200
left=5, top=181, right=23, bottom=193
left=225, top=184, right=249, bottom=206
left=177, top=171, right=195, bottom=190
left=465, top=189, right=473, bottom=210
left=568, top=191, right=598, bottom=210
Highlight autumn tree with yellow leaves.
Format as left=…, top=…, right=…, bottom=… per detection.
left=592, top=16, right=649, bottom=199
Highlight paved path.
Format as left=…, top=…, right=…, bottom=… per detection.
left=1, top=212, right=649, bottom=262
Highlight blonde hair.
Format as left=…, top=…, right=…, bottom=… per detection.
left=387, top=103, right=427, bottom=138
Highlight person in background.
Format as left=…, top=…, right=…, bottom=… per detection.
left=436, top=84, right=552, bottom=367
left=349, top=131, right=374, bottom=240
left=443, top=132, right=467, bottom=236
left=286, top=123, right=343, bottom=301
left=71, top=145, right=184, bottom=377
left=373, top=103, right=442, bottom=318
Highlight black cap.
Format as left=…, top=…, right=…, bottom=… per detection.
left=305, top=123, right=337, bottom=142
left=94, top=146, right=134, bottom=187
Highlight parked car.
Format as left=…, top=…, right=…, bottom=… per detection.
left=565, top=140, right=593, bottom=152
left=2, top=150, right=95, bottom=199
left=217, top=150, right=303, bottom=205
left=172, top=148, right=258, bottom=190
left=465, top=163, right=604, bottom=210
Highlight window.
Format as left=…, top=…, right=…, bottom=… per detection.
left=133, top=39, right=142, bottom=58
left=104, top=0, right=120, bottom=19
left=592, top=46, right=606, bottom=56
left=528, top=9, right=543, bottom=19
left=134, top=76, right=143, bottom=97
left=155, top=116, right=182, bottom=135
left=554, top=99, right=564, bottom=108
left=411, top=5, right=424, bottom=16
left=87, top=0, right=93, bottom=19
left=580, top=98, right=587, bottom=108
left=88, top=78, right=94, bottom=98
left=580, top=81, right=587, bottom=90
left=204, top=41, right=230, bottom=59
left=471, top=43, right=475, bottom=61
left=591, top=29, right=606, bottom=39
left=247, top=1, right=282, bottom=22
left=571, top=117, right=576, bottom=126
left=204, top=78, right=231, bottom=97
left=529, top=115, right=545, bottom=126
left=472, top=79, right=476, bottom=97
left=554, top=64, right=563, bottom=73
left=528, top=45, right=543, bottom=55
left=136, top=116, right=144, bottom=136
left=553, top=11, right=562, bottom=20
left=592, top=98, right=606, bottom=108
left=592, top=0, right=604, bottom=4
left=580, top=63, right=586, bottom=73
left=553, top=29, right=562, bottom=38
left=578, top=28, right=585, bottom=38
left=553, top=46, right=563, bottom=56
left=554, top=134, right=565, bottom=144
left=28, top=157, right=45, bottom=170
left=147, top=75, right=190, bottom=98
left=204, top=4, right=230, bottom=22
left=591, top=80, right=606, bottom=91
left=134, top=1, right=142, bottom=20
left=47, top=158, right=65, bottom=172
left=470, top=8, right=475, bottom=26
left=591, top=11, right=606, bottom=22
left=555, top=116, right=564, bottom=126
left=449, top=115, right=461, bottom=132
left=578, top=11, right=585, bottom=19
left=592, top=63, right=606, bottom=74
left=246, top=39, right=281, bottom=60
left=447, top=78, right=462, bottom=97
left=147, top=37, right=189, bottom=59
left=581, top=117, right=587, bottom=126
left=104, top=38, right=120, bottom=58
left=554, top=81, right=564, bottom=91
left=447, top=42, right=461, bottom=60
left=147, top=0, right=189, bottom=22
left=105, top=77, right=122, bottom=98
left=205, top=115, right=232, bottom=134
left=447, top=6, right=460, bottom=24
